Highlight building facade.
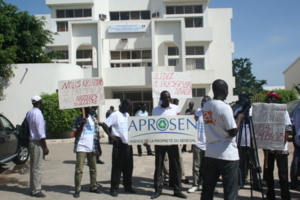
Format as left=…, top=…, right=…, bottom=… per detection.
left=41, top=0, right=235, bottom=114
left=283, top=56, right=300, bottom=91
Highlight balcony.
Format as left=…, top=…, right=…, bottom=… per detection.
left=185, top=27, right=213, bottom=42
left=46, top=0, right=94, bottom=6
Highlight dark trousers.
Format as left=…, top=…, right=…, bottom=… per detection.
left=110, top=141, right=133, bottom=192
left=154, top=145, right=181, bottom=192
left=137, top=145, right=152, bottom=154
left=201, top=157, right=239, bottom=200
left=265, top=152, right=290, bottom=200
left=290, top=145, right=300, bottom=186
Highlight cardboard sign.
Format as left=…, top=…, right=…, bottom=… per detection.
left=252, top=103, right=287, bottom=150
left=58, top=78, right=105, bottom=109
left=152, top=72, right=192, bottom=98
left=128, top=115, right=197, bottom=145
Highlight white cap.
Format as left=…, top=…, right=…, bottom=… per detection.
left=31, top=95, right=42, bottom=103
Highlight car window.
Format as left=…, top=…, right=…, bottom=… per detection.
left=0, top=116, right=14, bottom=132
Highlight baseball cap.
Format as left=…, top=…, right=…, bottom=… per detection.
left=31, top=95, right=42, bottom=103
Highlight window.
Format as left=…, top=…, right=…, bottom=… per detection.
left=186, top=46, right=204, bottom=55
left=56, top=9, right=92, bottom=18
left=57, top=50, right=69, bottom=59
left=186, top=59, right=205, bottom=70
left=192, top=88, right=206, bottom=97
left=76, top=50, right=92, bottom=59
left=185, top=17, right=203, bottom=28
left=111, top=62, right=152, bottom=68
left=111, top=51, right=120, bottom=60
left=166, top=5, right=203, bottom=14
left=110, top=11, right=150, bottom=20
left=57, top=22, right=68, bottom=32
left=131, top=51, right=141, bottom=59
left=168, top=59, right=179, bottom=67
left=142, top=50, right=151, bottom=59
left=110, top=50, right=152, bottom=60
left=168, top=47, right=179, bottom=56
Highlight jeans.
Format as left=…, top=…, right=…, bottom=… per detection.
left=201, top=157, right=239, bottom=200
left=290, top=145, right=300, bottom=186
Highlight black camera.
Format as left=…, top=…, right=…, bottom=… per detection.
left=236, top=92, right=253, bottom=116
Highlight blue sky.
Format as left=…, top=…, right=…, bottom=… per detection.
left=4, top=0, right=300, bottom=86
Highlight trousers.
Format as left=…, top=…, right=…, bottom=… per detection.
left=29, top=140, right=44, bottom=194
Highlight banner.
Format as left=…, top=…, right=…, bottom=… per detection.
left=252, top=103, right=287, bottom=150
left=108, top=25, right=147, bottom=33
left=128, top=115, right=197, bottom=145
left=152, top=72, right=192, bottom=98
left=58, top=78, right=105, bottom=109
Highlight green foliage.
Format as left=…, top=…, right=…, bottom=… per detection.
left=41, top=93, right=81, bottom=137
left=293, top=83, right=300, bottom=95
left=233, top=58, right=267, bottom=95
left=262, top=89, right=298, bottom=104
left=0, top=0, right=57, bottom=100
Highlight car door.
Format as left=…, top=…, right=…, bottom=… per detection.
left=0, top=115, right=18, bottom=157
left=0, top=119, right=8, bottom=159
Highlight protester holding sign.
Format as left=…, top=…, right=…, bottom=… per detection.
left=100, top=99, right=136, bottom=197
left=264, top=91, right=291, bottom=200
left=72, top=107, right=101, bottom=198
left=201, top=80, right=244, bottom=200
left=151, top=91, right=187, bottom=199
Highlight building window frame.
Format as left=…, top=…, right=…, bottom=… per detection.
left=110, top=11, right=151, bottom=20
left=192, top=88, right=206, bottom=97
left=166, top=5, right=203, bottom=15
left=185, top=17, right=203, bottom=28
left=56, top=9, right=92, bottom=18
left=57, top=21, right=68, bottom=32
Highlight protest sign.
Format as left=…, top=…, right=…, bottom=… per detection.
left=252, top=103, right=287, bottom=150
left=152, top=72, right=192, bottom=98
left=58, top=77, right=105, bottom=109
left=128, top=115, right=197, bottom=145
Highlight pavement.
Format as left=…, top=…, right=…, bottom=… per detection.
left=1, top=139, right=300, bottom=200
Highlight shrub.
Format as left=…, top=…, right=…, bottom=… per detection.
left=262, top=89, right=298, bottom=104
left=41, top=92, right=81, bottom=138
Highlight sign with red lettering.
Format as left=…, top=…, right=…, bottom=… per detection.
left=152, top=72, right=192, bottom=98
left=58, top=78, right=105, bottom=109
left=252, top=103, right=287, bottom=150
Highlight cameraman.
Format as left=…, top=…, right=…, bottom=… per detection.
left=234, top=91, right=261, bottom=191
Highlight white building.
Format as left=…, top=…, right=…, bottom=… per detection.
left=283, top=56, right=300, bottom=91
left=1, top=0, right=236, bottom=125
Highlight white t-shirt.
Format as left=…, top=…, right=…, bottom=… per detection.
left=195, top=108, right=206, bottom=150
left=105, top=110, right=129, bottom=144
left=203, top=99, right=239, bottom=161
left=76, top=116, right=95, bottom=152
left=135, top=110, right=148, bottom=117
left=283, top=110, right=291, bottom=151
left=152, top=103, right=180, bottom=116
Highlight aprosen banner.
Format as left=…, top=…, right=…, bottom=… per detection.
left=128, top=115, right=197, bottom=145
left=58, top=77, right=105, bottom=109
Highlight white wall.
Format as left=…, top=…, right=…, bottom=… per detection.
left=283, top=57, right=300, bottom=90
left=0, top=64, right=84, bottom=125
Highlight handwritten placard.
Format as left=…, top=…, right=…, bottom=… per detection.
left=152, top=72, right=192, bottom=98
left=252, top=103, right=287, bottom=150
left=58, top=78, right=105, bottom=109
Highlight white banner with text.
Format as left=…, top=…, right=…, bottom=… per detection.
left=128, top=115, right=197, bottom=145
left=58, top=77, right=105, bottom=109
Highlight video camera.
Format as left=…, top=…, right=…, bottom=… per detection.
left=236, top=92, right=253, bottom=116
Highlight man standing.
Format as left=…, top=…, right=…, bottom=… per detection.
left=106, top=106, right=115, bottom=144
left=182, top=101, right=195, bottom=152
left=27, top=95, right=49, bottom=198
left=188, top=96, right=212, bottom=193
left=100, top=99, right=135, bottom=197
left=201, top=80, right=244, bottom=200
left=151, top=91, right=187, bottom=199
left=73, top=107, right=101, bottom=198
left=264, top=91, right=291, bottom=200
left=135, top=103, right=153, bottom=156
left=290, top=104, right=300, bottom=189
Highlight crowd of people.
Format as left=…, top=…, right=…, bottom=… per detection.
left=25, top=79, right=299, bottom=200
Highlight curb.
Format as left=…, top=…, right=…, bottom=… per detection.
left=46, top=138, right=75, bottom=144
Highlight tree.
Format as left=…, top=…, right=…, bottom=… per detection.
left=0, top=0, right=59, bottom=100
left=293, top=83, right=300, bottom=95
left=232, top=58, right=267, bottom=95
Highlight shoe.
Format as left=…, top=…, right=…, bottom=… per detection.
left=73, top=191, right=80, bottom=198
left=138, top=153, right=142, bottom=157
left=181, top=178, right=189, bottom=184
left=214, top=189, right=219, bottom=194
left=97, top=160, right=105, bottom=164
left=174, top=191, right=187, bottom=199
left=238, top=185, right=244, bottom=190
left=90, top=188, right=102, bottom=193
left=187, top=186, right=198, bottom=193
left=147, top=152, right=154, bottom=155
left=289, top=183, right=297, bottom=190
left=169, top=182, right=174, bottom=187
left=110, top=190, right=118, bottom=197
left=124, top=188, right=136, bottom=193
left=32, top=191, right=46, bottom=198
left=151, top=191, right=162, bottom=199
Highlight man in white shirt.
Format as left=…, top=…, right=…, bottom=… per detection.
left=27, top=95, right=49, bottom=198
left=201, top=80, right=244, bottom=200
left=100, top=99, right=135, bottom=197
left=151, top=91, right=187, bottom=199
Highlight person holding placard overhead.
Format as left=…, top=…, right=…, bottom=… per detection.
left=264, top=91, right=291, bottom=200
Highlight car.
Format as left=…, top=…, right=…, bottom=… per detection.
left=0, top=114, right=29, bottom=165
left=287, top=100, right=300, bottom=123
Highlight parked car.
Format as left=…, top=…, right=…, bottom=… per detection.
left=287, top=100, right=300, bottom=123
left=0, top=114, right=29, bottom=165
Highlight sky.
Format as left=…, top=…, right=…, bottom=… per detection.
left=3, top=0, right=300, bottom=86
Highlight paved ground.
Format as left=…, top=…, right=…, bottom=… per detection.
left=1, top=139, right=300, bottom=200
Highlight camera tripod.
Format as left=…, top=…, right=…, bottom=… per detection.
left=236, top=105, right=265, bottom=199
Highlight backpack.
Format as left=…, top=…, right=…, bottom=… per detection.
left=18, top=114, right=30, bottom=147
